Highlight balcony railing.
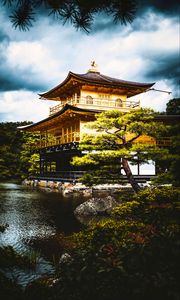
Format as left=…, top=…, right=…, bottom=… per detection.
left=49, top=103, right=63, bottom=115
left=31, top=132, right=80, bottom=149
left=49, top=97, right=140, bottom=116
left=30, top=133, right=171, bottom=150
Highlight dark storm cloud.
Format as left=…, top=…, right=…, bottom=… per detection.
left=92, top=0, right=179, bottom=33
left=0, top=31, right=10, bottom=43
left=0, top=70, right=47, bottom=92
left=143, top=53, right=180, bottom=94
left=0, top=29, right=47, bottom=92
left=0, top=1, right=179, bottom=94
left=1, top=0, right=179, bottom=36
left=92, top=15, right=119, bottom=34
left=138, top=0, right=180, bottom=17
left=0, top=62, right=48, bottom=92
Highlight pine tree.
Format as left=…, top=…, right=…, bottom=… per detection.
left=72, top=108, right=169, bottom=192
left=166, top=98, right=180, bottom=115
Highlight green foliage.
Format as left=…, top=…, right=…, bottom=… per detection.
left=0, top=246, right=39, bottom=269
left=0, top=122, right=39, bottom=180
left=28, top=233, right=76, bottom=267
left=166, top=98, right=180, bottom=115
left=156, top=100, right=180, bottom=185
left=1, top=187, right=179, bottom=300
left=0, top=271, right=23, bottom=300
left=0, top=122, right=26, bottom=179
left=19, top=132, right=40, bottom=178
left=72, top=155, right=99, bottom=166
left=52, top=187, right=179, bottom=300
left=153, top=122, right=180, bottom=186
left=113, top=187, right=180, bottom=225
left=78, top=163, right=124, bottom=185
left=72, top=108, right=168, bottom=191
left=25, top=276, right=56, bottom=300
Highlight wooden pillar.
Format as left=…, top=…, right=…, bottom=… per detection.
left=62, top=128, right=64, bottom=143
left=137, top=162, right=140, bottom=175
left=40, top=156, right=43, bottom=175
left=45, top=157, right=48, bottom=174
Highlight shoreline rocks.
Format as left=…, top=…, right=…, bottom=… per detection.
left=22, top=179, right=132, bottom=198
left=74, top=196, right=118, bottom=217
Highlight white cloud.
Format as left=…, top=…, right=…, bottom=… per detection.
left=132, top=80, right=172, bottom=112
left=0, top=91, right=52, bottom=122
left=0, top=10, right=178, bottom=122
left=5, top=40, right=64, bottom=89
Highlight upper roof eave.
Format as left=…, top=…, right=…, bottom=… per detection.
left=39, top=71, right=155, bottom=99
left=38, top=72, right=77, bottom=98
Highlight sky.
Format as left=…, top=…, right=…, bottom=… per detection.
left=0, top=1, right=179, bottom=123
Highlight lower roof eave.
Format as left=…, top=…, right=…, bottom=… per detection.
left=17, top=104, right=100, bottom=131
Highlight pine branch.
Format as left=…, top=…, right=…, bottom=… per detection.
left=10, top=2, right=35, bottom=31
left=125, top=133, right=141, bottom=145
left=2, top=0, right=138, bottom=32
left=111, top=0, right=137, bottom=25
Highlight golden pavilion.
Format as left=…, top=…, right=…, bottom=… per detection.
left=20, top=62, right=157, bottom=181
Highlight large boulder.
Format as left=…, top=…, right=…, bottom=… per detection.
left=74, top=196, right=118, bottom=217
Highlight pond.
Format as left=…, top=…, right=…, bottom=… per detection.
left=0, top=182, right=83, bottom=285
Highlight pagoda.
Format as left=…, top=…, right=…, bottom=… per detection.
left=20, top=62, right=155, bottom=181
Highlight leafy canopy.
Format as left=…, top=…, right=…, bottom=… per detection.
left=0, top=122, right=39, bottom=180
left=152, top=121, right=180, bottom=187
left=72, top=108, right=169, bottom=190
left=72, top=108, right=168, bottom=166
left=166, top=98, right=180, bottom=115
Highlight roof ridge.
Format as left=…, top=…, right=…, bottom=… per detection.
left=97, top=73, right=113, bottom=83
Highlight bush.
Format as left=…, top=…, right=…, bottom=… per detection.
left=53, top=187, right=180, bottom=300
left=0, top=246, right=39, bottom=269
left=113, top=186, right=180, bottom=225
left=11, top=187, right=180, bottom=300
left=0, top=272, right=23, bottom=300
left=54, top=217, right=179, bottom=300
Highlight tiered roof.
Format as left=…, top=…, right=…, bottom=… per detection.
left=39, top=70, right=154, bottom=100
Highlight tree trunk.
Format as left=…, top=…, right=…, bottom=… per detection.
left=122, top=158, right=141, bottom=193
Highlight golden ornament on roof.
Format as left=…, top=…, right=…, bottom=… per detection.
left=88, top=60, right=98, bottom=72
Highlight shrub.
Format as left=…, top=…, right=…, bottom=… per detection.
left=0, top=271, right=23, bottom=300
left=54, top=217, right=179, bottom=300
left=113, top=186, right=180, bottom=225
left=18, top=187, right=180, bottom=300
left=0, top=246, right=39, bottom=269
left=54, top=187, right=180, bottom=300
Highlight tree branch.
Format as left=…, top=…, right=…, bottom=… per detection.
left=105, top=129, right=124, bottom=142
left=114, top=129, right=121, bottom=134
left=125, top=133, right=141, bottom=144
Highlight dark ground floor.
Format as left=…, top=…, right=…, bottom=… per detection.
left=32, top=145, right=157, bottom=183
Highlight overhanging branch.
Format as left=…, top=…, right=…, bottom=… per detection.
left=125, top=134, right=141, bottom=144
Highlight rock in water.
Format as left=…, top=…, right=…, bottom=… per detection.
left=59, top=253, right=72, bottom=265
left=74, top=196, right=117, bottom=216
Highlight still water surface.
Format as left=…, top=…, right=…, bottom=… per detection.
left=0, top=182, right=83, bottom=285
